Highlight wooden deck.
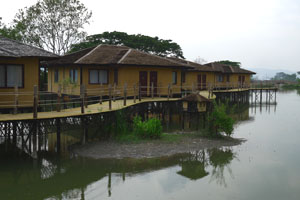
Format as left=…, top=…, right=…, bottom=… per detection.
left=0, top=98, right=180, bottom=122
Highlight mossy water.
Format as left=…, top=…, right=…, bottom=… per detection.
left=1, top=90, right=300, bottom=200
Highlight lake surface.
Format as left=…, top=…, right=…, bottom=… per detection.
left=1, top=90, right=300, bottom=200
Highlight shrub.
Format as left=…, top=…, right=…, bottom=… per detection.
left=208, top=101, right=235, bottom=136
left=133, top=116, right=162, bottom=139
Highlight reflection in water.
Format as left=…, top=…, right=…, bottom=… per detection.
left=0, top=100, right=252, bottom=200
left=0, top=143, right=238, bottom=200
left=208, top=148, right=237, bottom=187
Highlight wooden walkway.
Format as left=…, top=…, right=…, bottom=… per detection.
left=212, top=87, right=277, bottom=93
left=0, top=98, right=180, bottom=122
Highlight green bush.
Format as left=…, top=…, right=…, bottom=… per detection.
left=133, top=116, right=162, bottom=139
left=209, top=101, right=235, bottom=136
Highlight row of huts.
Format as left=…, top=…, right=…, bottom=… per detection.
left=0, top=36, right=255, bottom=110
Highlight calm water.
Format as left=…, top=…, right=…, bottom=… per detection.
left=1, top=90, right=300, bottom=200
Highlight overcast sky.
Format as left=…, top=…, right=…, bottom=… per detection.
left=1, top=0, right=300, bottom=71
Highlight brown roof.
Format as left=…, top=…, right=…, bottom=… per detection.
left=0, top=36, right=58, bottom=58
left=182, top=93, right=210, bottom=102
left=46, top=44, right=192, bottom=69
left=205, top=62, right=256, bottom=74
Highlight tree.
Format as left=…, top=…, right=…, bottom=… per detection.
left=69, top=31, right=185, bottom=58
left=194, top=56, right=207, bottom=64
left=0, top=17, right=22, bottom=41
left=13, top=0, right=92, bottom=55
left=217, top=60, right=241, bottom=67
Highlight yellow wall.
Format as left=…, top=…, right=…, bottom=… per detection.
left=48, top=66, right=81, bottom=95
left=49, top=66, right=183, bottom=97
left=0, top=57, right=39, bottom=109
left=184, top=71, right=215, bottom=90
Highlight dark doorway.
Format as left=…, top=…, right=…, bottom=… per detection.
left=139, top=71, right=148, bottom=96
left=197, top=74, right=207, bottom=90
left=150, top=71, right=158, bottom=96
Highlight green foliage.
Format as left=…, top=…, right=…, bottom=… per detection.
left=133, top=116, right=162, bottom=139
left=0, top=17, right=22, bottom=41
left=271, top=72, right=297, bottom=82
left=208, top=101, right=235, bottom=136
left=69, top=31, right=185, bottom=58
left=12, top=0, right=92, bottom=54
left=217, top=60, right=241, bottom=67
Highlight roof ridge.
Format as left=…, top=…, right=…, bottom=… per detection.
left=117, top=49, right=132, bottom=64
left=75, top=44, right=102, bottom=63
left=0, top=36, right=57, bottom=56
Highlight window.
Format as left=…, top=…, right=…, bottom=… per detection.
left=69, top=69, right=78, bottom=83
left=181, top=71, right=186, bottom=83
left=217, top=74, right=223, bottom=82
left=0, top=64, right=23, bottom=88
left=54, top=69, right=59, bottom=83
left=172, top=71, right=177, bottom=85
left=89, top=69, right=108, bottom=84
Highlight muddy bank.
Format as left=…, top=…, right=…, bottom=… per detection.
left=72, top=133, right=245, bottom=159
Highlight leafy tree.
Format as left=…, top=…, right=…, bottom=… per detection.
left=217, top=60, right=241, bottom=67
left=0, top=17, right=22, bottom=41
left=69, top=31, right=185, bottom=58
left=12, top=0, right=92, bottom=55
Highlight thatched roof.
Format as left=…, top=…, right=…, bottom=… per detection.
left=0, top=36, right=58, bottom=58
left=182, top=93, right=210, bottom=102
left=45, top=44, right=192, bottom=69
left=205, top=62, right=256, bottom=74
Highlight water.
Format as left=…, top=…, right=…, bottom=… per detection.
left=1, top=90, right=300, bottom=200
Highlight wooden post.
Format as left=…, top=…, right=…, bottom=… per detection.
left=57, top=84, right=61, bottom=112
left=99, top=83, right=103, bottom=104
left=56, top=118, right=61, bottom=153
left=170, top=84, right=173, bottom=98
left=113, top=83, right=116, bottom=102
left=192, top=82, right=195, bottom=93
left=14, top=84, right=18, bottom=115
left=123, top=82, right=127, bottom=106
left=109, top=84, right=112, bottom=110
left=84, top=85, right=88, bottom=108
left=168, top=84, right=170, bottom=100
left=33, top=85, right=38, bottom=119
left=138, top=83, right=141, bottom=101
left=133, top=84, right=136, bottom=103
left=151, top=82, right=154, bottom=99
left=80, top=85, right=85, bottom=114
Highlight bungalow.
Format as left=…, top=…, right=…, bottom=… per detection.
left=204, top=62, right=256, bottom=88
left=167, top=57, right=216, bottom=91
left=45, top=44, right=191, bottom=98
left=0, top=36, right=57, bottom=110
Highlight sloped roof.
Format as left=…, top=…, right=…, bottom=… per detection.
left=205, top=62, right=256, bottom=74
left=0, top=36, right=58, bottom=58
left=46, top=44, right=192, bottom=69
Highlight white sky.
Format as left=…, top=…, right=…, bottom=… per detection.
left=1, top=0, right=300, bottom=71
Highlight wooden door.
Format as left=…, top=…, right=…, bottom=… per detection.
left=150, top=71, right=157, bottom=96
left=202, top=74, right=206, bottom=90
left=197, top=74, right=202, bottom=90
left=139, top=71, right=148, bottom=96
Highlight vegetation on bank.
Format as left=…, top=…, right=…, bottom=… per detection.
left=207, top=101, right=235, bottom=137
left=281, top=83, right=300, bottom=90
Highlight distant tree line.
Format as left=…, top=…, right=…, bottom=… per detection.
left=271, top=72, right=299, bottom=82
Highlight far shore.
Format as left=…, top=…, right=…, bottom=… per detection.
left=71, top=132, right=245, bottom=159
